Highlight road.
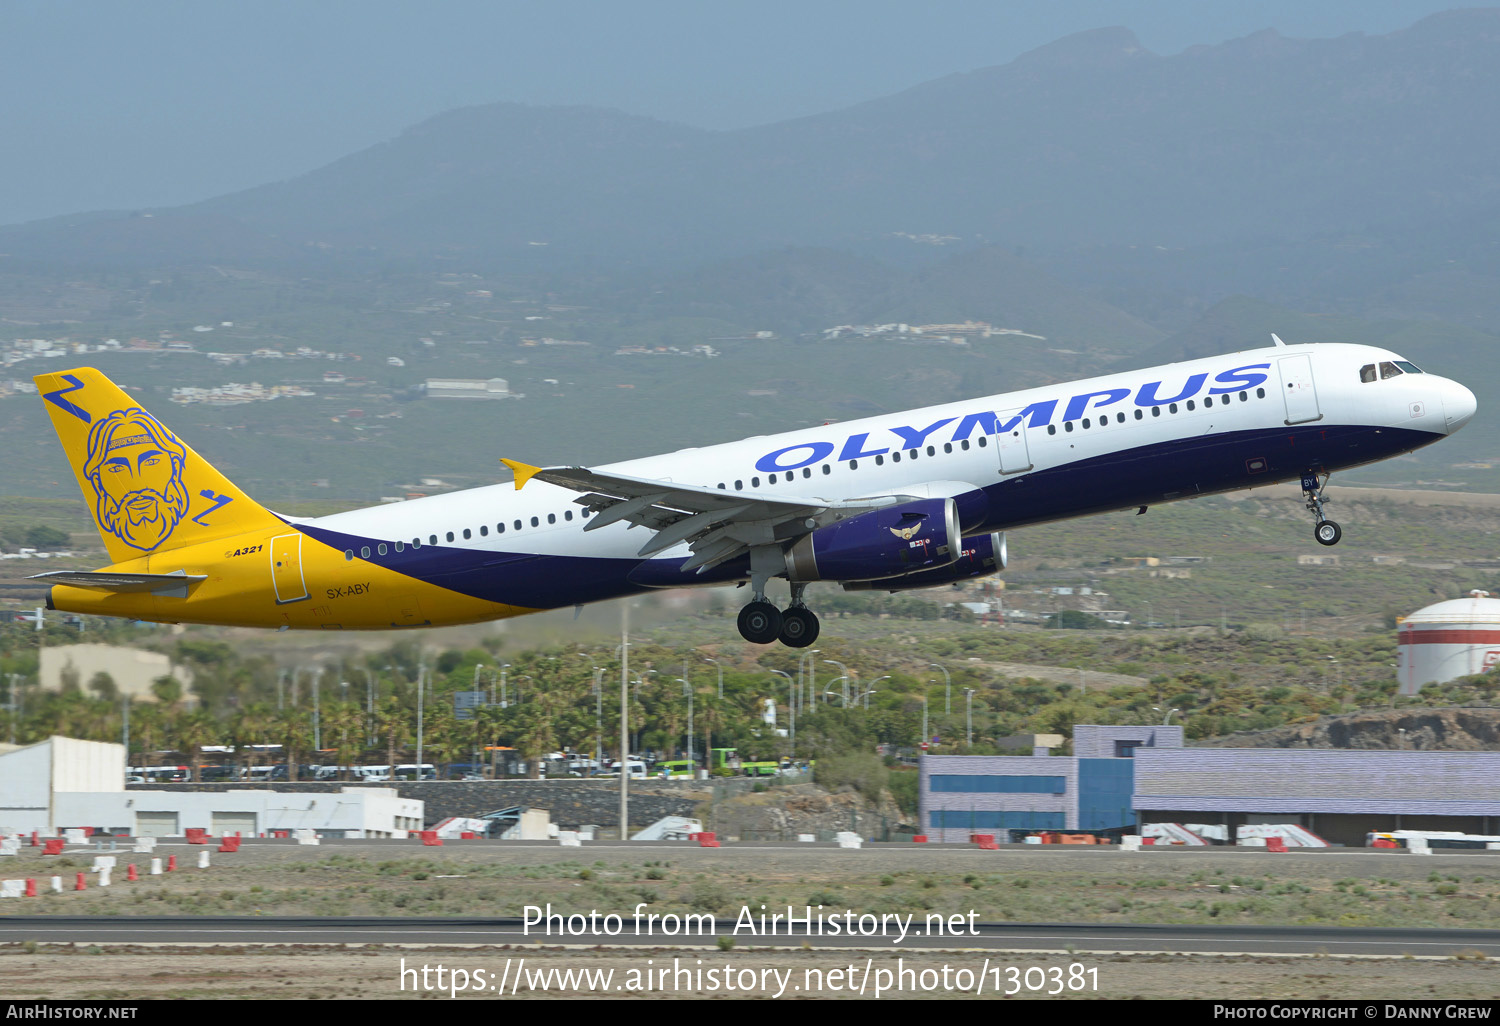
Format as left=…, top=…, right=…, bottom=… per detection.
left=2, top=916, right=1498, bottom=957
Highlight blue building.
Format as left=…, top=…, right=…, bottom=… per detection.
left=919, top=725, right=1182, bottom=842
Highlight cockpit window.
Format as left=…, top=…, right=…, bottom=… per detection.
left=1394, top=361, right=1424, bottom=374
left=1360, top=364, right=1377, bottom=383
left=1379, top=361, right=1402, bottom=379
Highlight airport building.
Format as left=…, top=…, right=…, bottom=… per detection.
left=0, top=736, right=424, bottom=837
left=1132, top=747, right=1500, bottom=847
left=919, top=725, right=1182, bottom=842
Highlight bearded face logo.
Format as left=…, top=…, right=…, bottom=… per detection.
left=82, top=409, right=190, bottom=552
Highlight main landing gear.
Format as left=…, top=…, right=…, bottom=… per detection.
left=1302, top=471, right=1342, bottom=547
left=737, top=580, right=820, bottom=648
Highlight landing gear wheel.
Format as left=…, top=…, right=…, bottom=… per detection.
left=779, top=607, right=820, bottom=648
left=1314, top=520, right=1342, bottom=547
left=737, top=601, right=784, bottom=645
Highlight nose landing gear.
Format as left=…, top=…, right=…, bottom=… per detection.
left=1302, top=471, right=1342, bottom=547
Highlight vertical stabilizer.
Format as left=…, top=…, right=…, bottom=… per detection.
left=34, top=367, right=285, bottom=564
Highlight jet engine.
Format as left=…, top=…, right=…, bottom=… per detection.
left=785, top=497, right=959, bottom=583
left=842, top=531, right=1006, bottom=593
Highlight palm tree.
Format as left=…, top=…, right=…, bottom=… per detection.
left=376, top=694, right=412, bottom=777
left=173, top=710, right=218, bottom=783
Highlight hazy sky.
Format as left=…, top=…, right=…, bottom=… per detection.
left=0, top=1, right=1479, bottom=226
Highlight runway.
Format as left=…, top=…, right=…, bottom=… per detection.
left=3, top=916, right=1498, bottom=957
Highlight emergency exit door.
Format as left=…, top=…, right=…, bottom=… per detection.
left=1277, top=355, right=1323, bottom=425
left=270, top=533, right=310, bottom=604
left=995, top=408, right=1033, bottom=475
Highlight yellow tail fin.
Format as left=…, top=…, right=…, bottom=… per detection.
left=34, top=367, right=285, bottom=565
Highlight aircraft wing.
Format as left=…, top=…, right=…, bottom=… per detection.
left=501, top=459, right=890, bottom=572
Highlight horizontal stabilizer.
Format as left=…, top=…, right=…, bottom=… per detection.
left=28, top=569, right=207, bottom=595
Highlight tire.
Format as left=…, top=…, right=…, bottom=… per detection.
left=1314, top=520, right=1342, bottom=546
left=779, top=607, right=820, bottom=648
left=737, top=601, right=784, bottom=644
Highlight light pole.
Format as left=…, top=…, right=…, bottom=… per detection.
left=704, top=657, right=723, bottom=701
left=868, top=675, right=891, bottom=710
left=921, top=693, right=928, bottom=749
left=1153, top=706, right=1179, bottom=725
left=964, top=687, right=976, bottom=747
left=416, top=660, right=425, bottom=778
left=769, top=669, right=794, bottom=751
left=591, top=666, right=605, bottom=773
left=677, top=663, right=694, bottom=766
left=801, top=649, right=819, bottom=708
left=823, top=659, right=851, bottom=708
left=619, top=601, right=629, bottom=840
left=313, top=667, right=323, bottom=753
left=500, top=663, right=511, bottom=709
left=930, top=662, right=951, bottom=716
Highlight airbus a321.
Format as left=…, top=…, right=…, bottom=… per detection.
left=30, top=337, right=1476, bottom=647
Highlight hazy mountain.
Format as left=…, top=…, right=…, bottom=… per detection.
left=6, top=9, right=1500, bottom=276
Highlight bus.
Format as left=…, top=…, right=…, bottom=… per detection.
left=128, top=765, right=189, bottom=783
left=655, top=760, right=695, bottom=779
left=393, top=763, right=436, bottom=781
left=1368, top=830, right=1500, bottom=850
left=709, top=748, right=779, bottom=777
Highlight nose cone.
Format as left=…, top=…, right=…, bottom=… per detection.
left=1442, top=378, right=1478, bottom=435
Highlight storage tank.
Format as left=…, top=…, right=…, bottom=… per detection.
left=1397, top=591, right=1500, bottom=695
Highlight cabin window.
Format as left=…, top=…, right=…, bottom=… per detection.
left=581, top=509, right=590, bottom=518
left=462, top=529, right=471, bottom=540
left=751, top=477, right=760, bottom=487
left=446, top=532, right=455, bottom=542
left=412, top=538, right=421, bottom=549
left=429, top=535, right=437, bottom=545
left=1047, top=424, right=1056, bottom=435
left=874, top=455, right=884, bottom=465
left=1117, top=412, right=1125, bottom=423
left=514, top=520, right=522, bottom=530
left=1380, top=361, right=1402, bottom=379
left=497, top=523, right=505, bottom=533
left=1169, top=403, right=1178, bottom=414
left=803, top=467, right=812, bottom=478
left=1152, top=407, right=1161, bottom=417
left=1134, top=410, right=1143, bottom=420
left=547, top=513, right=556, bottom=524
left=479, top=525, right=488, bottom=536
left=1064, top=421, right=1074, bottom=433
left=1204, top=396, right=1213, bottom=407
left=1360, top=364, right=1377, bottom=383
left=565, top=510, right=574, bottom=520
left=891, top=451, right=901, bottom=462
left=717, top=483, right=725, bottom=489
left=1082, top=418, right=1090, bottom=429
left=822, top=464, right=831, bottom=475
left=1186, top=400, right=1195, bottom=411
left=360, top=546, right=371, bottom=558
left=344, top=549, right=354, bottom=561
left=977, top=435, right=988, bottom=447
left=394, top=541, right=404, bottom=553
left=943, top=443, right=953, bottom=453
left=769, top=473, right=778, bottom=484
left=735, top=480, right=743, bottom=490
left=1256, top=387, right=1265, bottom=398
left=927, top=445, right=936, bottom=456
left=530, top=516, right=539, bottom=527
left=961, top=440, right=970, bottom=450
left=1395, top=361, right=1424, bottom=374
left=378, top=543, right=388, bottom=555
left=849, top=460, right=858, bottom=470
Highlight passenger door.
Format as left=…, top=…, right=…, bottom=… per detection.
left=1277, top=355, right=1323, bottom=425
left=995, top=408, right=1034, bottom=475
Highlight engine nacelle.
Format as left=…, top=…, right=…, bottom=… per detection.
left=785, top=497, right=960, bottom=583
left=842, top=531, right=1007, bottom=593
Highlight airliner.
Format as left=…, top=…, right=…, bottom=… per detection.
left=30, top=337, right=1476, bottom=647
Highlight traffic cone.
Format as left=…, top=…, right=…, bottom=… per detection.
left=24, top=879, right=37, bottom=897
left=73, top=872, right=86, bottom=891
left=127, top=864, right=138, bottom=881
left=167, top=855, right=176, bottom=872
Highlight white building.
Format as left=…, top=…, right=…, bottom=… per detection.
left=0, top=736, right=125, bottom=833
left=0, top=736, right=422, bottom=837
left=58, top=787, right=424, bottom=839
left=425, top=377, right=509, bottom=399
left=1398, top=591, right=1500, bottom=695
